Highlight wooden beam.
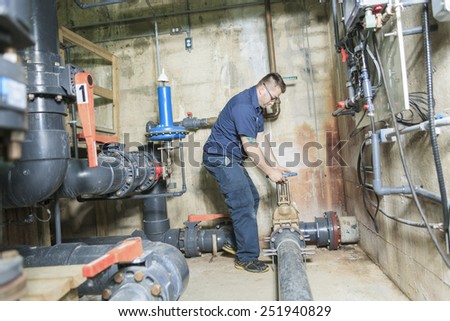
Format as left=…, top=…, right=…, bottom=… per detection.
left=112, top=55, right=121, bottom=137
left=94, top=85, right=113, bottom=100
left=59, top=26, right=113, bottom=62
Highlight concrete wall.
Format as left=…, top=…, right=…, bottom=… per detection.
left=334, top=5, right=450, bottom=300
left=57, top=1, right=344, bottom=245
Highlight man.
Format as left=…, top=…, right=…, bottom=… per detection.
left=202, top=72, right=289, bottom=273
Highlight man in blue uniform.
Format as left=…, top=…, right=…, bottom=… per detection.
left=203, top=73, right=289, bottom=273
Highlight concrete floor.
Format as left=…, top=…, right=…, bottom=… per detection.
left=180, top=244, right=408, bottom=301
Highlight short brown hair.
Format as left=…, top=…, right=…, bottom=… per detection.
left=257, top=72, right=286, bottom=93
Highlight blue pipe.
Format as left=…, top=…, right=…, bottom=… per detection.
left=158, top=86, right=173, bottom=127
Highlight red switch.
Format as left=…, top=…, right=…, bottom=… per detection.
left=337, top=101, right=346, bottom=109
left=340, top=48, right=348, bottom=63
left=82, top=238, right=143, bottom=278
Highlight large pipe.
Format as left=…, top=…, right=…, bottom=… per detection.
left=58, top=158, right=127, bottom=198
left=143, top=178, right=170, bottom=241
left=270, top=227, right=313, bottom=301
left=0, top=0, right=70, bottom=208
left=17, top=239, right=189, bottom=301
left=277, top=237, right=313, bottom=301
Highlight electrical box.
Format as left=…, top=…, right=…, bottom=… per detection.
left=432, top=0, right=450, bottom=22
left=343, top=0, right=389, bottom=32
left=185, top=37, right=193, bottom=51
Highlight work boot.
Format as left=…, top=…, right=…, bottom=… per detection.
left=234, top=259, right=269, bottom=273
left=222, top=241, right=236, bottom=255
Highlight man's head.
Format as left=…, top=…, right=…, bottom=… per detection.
left=256, top=72, right=286, bottom=108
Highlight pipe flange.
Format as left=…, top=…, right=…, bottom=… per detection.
left=181, top=221, right=201, bottom=257
left=102, top=266, right=164, bottom=301
left=132, top=151, right=159, bottom=192
left=269, top=225, right=306, bottom=250
left=107, top=151, right=136, bottom=199
left=325, top=211, right=341, bottom=250
left=146, top=127, right=189, bottom=142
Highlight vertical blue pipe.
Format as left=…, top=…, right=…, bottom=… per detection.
left=158, top=86, right=173, bottom=127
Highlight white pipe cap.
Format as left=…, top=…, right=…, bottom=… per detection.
left=158, top=68, right=169, bottom=83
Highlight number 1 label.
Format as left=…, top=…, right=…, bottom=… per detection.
left=76, top=83, right=88, bottom=104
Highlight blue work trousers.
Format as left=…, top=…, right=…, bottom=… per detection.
left=202, top=153, right=260, bottom=262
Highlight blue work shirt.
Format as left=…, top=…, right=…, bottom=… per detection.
left=203, top=85, right=264, bottom=161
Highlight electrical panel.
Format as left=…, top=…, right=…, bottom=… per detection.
left=432, top=0, right=450, bottom=21
left=343, top=0, right=389, bottom=32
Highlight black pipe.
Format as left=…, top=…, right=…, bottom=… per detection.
left=74, top=0, right=127, bottom=9
left=423, top=4, right=449, bottom=234
left=143, top=143, right=170, bottom=241
left=54, top=197, right=62, bottom=244
left=277, top=234, right=313, bottom=301
left=0, top=0, right=70, bottom=208
left=270, top=227, right=313, bottom=301
left=331, top=0, right=341, bottom=52
left=58, top=158, right=127, bottom=198
left=16, top=239, right=189, bottom=300
left=143, top=179, right=170, bottom=241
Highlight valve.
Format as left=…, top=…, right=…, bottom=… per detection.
left=74, top=72, right=97, bottom=168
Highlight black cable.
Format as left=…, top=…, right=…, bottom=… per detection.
left=423, top=3, right=449, bottom=251
left=357, top=139, right=379, bottom=232
left=349, top=110, right=367, bottom=138
left=396, top=92, right=431, bottom=126
left=366, top=197, right=442, bottom=229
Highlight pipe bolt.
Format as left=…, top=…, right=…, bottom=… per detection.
left=134, top=271, right=145, bottom=283
left=22, top=169, right=30, bottom=176
left=28, top=94, right=35, bottom=101
left=102, top=288, right=112, bottom=300
left=126, top=178, right=133, bottom=184
left=151, top=284, right=162, bottom=297
left=113, top=272, right=125, bottom=284
left=115, top=190, right=122, bottom=197
left=55, top=95, right=63, bottom=102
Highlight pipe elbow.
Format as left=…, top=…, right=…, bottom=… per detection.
left=1, top=159, right=68, bottom=208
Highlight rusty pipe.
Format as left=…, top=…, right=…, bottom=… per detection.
left=265, top=0, right=276, bottom=72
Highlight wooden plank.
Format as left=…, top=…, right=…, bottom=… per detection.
left=59, top=26, right=113, bottom=62
left=112, top=55, right=121, bottom=136
left=21, top=265, right=86, bottom=301
left=94, top=85, right=113, bottom=100
left=23, top=278, right=73, bottom=301
left=24, top=265, right=85, bottom=287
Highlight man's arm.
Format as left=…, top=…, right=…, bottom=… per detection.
left=256, top=132, right=290, bottom=173
left=241, top=135, right=285, bottom=183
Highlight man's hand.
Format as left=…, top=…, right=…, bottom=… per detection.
left=267, top=168, right=286, bottom=183
left=277, top=166, right=291, bottom=174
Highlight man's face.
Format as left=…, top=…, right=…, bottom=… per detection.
left=260, top=83, right=282, bottom=108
